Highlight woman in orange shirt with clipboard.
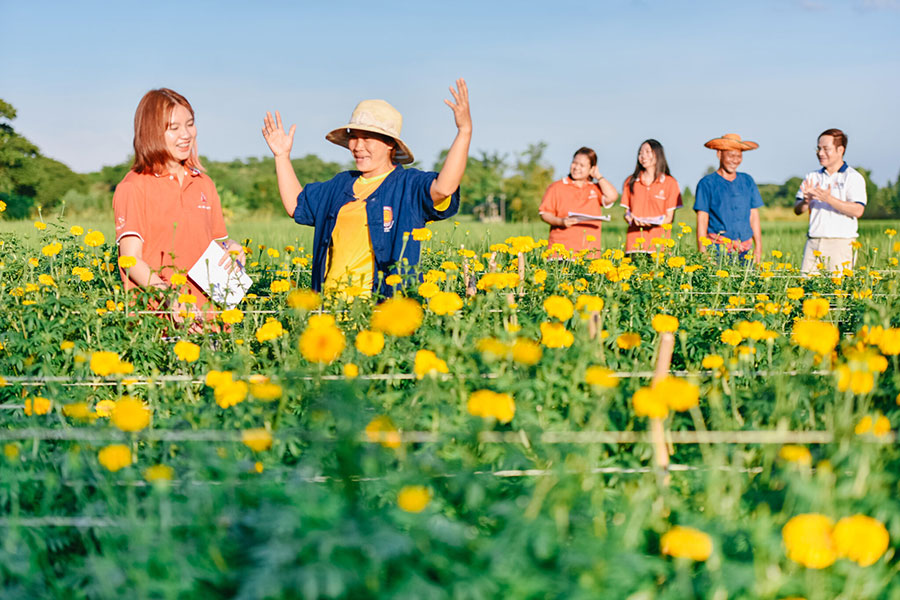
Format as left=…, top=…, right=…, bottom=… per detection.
left=620, top=139, right=682, bottom=255
left=538, top=147, right=618, bottom=258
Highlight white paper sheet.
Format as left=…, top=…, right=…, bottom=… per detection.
left=624, top=209, right=666, bottom=226
left=567, top=211, right=611, bottom=222
left=187, top=241, right=253, bottom=309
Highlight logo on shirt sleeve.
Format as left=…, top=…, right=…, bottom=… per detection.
left=383, top=206, right=394, bottom=233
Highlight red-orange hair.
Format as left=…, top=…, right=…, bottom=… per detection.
left=132, top=88, right=203, bottom=174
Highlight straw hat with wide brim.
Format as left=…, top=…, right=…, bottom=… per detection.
left=704, top=133, right=759, bottom=152
left=325, top=99, right=414, bottom=165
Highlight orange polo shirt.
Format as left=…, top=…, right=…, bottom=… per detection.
left=538, top=177, right=606, bottom=255
left=113, top=168, right=228, bottom=304
left=620, top=173, right=682, bottom=253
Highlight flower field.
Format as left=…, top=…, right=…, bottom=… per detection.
left=2, top=217, right=900, bottom=599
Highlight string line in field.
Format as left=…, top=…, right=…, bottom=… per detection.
left=0, top=368, right=831, bottom=388
left=0, top=427, right=889, bottom=445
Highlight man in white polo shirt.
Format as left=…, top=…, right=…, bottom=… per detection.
left=794, top=128, right=867, bottom=274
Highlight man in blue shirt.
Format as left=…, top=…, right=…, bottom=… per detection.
left=694, top=134, right=763, bottom=262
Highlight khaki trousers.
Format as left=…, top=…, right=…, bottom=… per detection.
left=800, top=237, right=855, bottom=274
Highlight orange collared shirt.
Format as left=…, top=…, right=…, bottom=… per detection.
left=538, top=177, right=606, bottom=255
left=113, top=168, right=228, bottom=303
left=620, top=173, right=682, bottom=253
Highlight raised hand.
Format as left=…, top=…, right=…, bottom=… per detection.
left=262, top=111, right=296, bottom=158
left=444, top=78, right=472, bottom=134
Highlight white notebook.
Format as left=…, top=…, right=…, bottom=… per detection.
left=187, top=241, right=253, bottom=309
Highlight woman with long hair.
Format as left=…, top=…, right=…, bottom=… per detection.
left=620, top=139, right=682, bottom=254
left=113, top=88, right=244, bottom=326
left=538, top=146, right=618, bottom=256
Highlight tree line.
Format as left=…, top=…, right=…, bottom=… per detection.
left=3, top=98, right=900, bottom=221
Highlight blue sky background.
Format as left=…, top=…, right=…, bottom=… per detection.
left=3, top=0, right=899, bottom=190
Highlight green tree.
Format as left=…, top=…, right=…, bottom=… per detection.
left=433, top=150, right=507, bottom=214
left=504, top=143, right=555, bottom=222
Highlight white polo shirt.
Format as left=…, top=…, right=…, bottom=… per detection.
left=796, top=163, right=867, bottom=238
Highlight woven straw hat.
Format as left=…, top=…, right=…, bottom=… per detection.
left=326, top=99, right=414, bottom=165
left=704, top=133, right=759, bottom=151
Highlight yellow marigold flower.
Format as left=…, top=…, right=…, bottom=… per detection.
left=299, top=315, right=346, bottom=364
left=719, top=329, right=743, bottom=346
left=255, top=318, right=285, bottom=343
left=423, top=269, right=447, bottom=283
left=661, top=526, right=713, bottom=561
left=666, top=256, right=686, bottom=268
left=414, top=349, right=449, bottom=379
left=343, top=363, right=359, bottom=378
left=477, top=338, right=509, bottom=361
left=543, top=295, right=574, bottom=321
left=371, top=297, right=423, bottom=337
left=72, top=266, right=94, bottom=282
left=575, top=294, right=604, bottom=314
left=833, top=515, right=890, bottom=567
left=143, top=464, right=175, bottom=483
left=117, top=255, right=137, bottom=269
left=467, top=389, right=516, bottom=423
left=68, top=225, right=83, bottom=235
left=111, top=396, right=151, bottom=432
left=266, top=247, right=280, bottom=258
left=34, top=220, right=47, bottom=231
left=782, top=513, right=836, bottom=569
left=702, top=354, right=724, bottom=369
left=60, top=340, right=75, bottom=351
left=792, top=319, right=839, bottom=356
left=540, top=321, right=574, bottom=348
left=84, top=230, right=105, bottom=247
left=802, top=298, right=830, bottom=319
left=855, top=415, right=874, bottom=435
left=631, top=386, right=668, bottom=419
left=511, top=338, right=542, bottom=365
left=62, top=402, right=93, bottom=420
left=98, top=444, right=132, bottom=472
left=616, top=332, right=641, bottom=350
left=250, top=381, right=282, bottom=401
left=440, top=260, right=458, bottom=271
left=94, top=399, right=116, bottom=417
left=178, top=293, right=197, bottom=305
left=28, top=257, right=39, bottom=267
left=870, top=414, right=891, bottom=437
left=38, top=274, right=56, bottom=287
left=169, top=273, right=187, bottom=286
left=654, top=376, right=700, bottom=411
left=533, top=268, right=548, bottom=284
left=214, top=379, right=248, bottom=409
left=684, top=264, right=703, bottom=274
left=24, top=396, right=52, bottom=416
left=286, top=289, right=321, bottom=311
left=835, top=365, right=874, bottom=395
left=411, top=227, right=432, bottom=241
left=397, top=485, right=431, bottom=513
left=173, top=340, right=200, bottom=362
left=428, top=291, right=463, bottom=316
left=417, top=281, right=440, bottom=298
left=779, top=445, right=812, bottom=465
left=355, top=330, right=385, bottom=356
left=585, top=366, right=617, bottom=388
left=651, top=314, right=679, bottom=333
left=220, top=308, right=244, bottom=324
left=365, top=415, right=401, bottom=448
left=876, top=328, right=900, bottom=355
left=385, top=274, right=402, bottom=287
left=4, top=443, right=19, bottom=461
left=42, top=242, right=62, bottom=257
left=241, top=428, right=272, bottom=452
left=269, top=279, right=290, bottom=293
left=205, top=370, right=232, bottom=388
left=89, top=351, right=133, bottom=376
left=715, top=269, right=729, bottom=278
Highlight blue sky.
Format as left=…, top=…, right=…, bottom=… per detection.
left=3, top=0, right=899, bottom=190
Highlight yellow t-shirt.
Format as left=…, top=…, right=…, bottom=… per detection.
left=323, top=168, right=452, bottom=298
left=323, top=169, right=393, bottom=297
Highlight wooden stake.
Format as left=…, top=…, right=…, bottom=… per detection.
left=650, top=332, right=675, bottom=485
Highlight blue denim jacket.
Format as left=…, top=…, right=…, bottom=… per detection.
left=293, top=167, right=460, bottom=296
